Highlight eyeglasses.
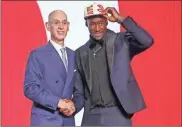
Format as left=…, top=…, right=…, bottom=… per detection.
left=49, top=20, right=69, bottom=26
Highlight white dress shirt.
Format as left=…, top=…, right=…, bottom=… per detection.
left=50, top=39, right=68, bottom=66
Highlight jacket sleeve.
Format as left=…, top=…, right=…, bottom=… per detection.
left=24, top=50, right=60, bottom=111
left=120, top=16, right=154, bottom=58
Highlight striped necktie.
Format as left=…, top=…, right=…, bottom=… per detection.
left=60, top=48, right=68, bottom=72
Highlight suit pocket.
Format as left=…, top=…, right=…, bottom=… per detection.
left=32, top=103, right=56, bottom=116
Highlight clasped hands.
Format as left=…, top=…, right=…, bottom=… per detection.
left=58, top=99, right=75, bottom=116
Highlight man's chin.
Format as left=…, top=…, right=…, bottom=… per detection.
left=94, top=36, right=103, bottom=40
left=54, top=38, right=65, bottom=43
left=57, top=37, right=65, bottom=41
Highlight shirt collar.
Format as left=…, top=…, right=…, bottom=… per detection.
left=50, top=39, right=66, bottom=52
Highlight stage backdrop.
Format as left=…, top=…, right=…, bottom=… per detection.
left=1, top=1, right=181, bottom=126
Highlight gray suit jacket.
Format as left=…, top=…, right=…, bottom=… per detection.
left=72, top=16, right=154, bottom=124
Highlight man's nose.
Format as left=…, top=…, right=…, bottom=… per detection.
left=58, top=23, right=64, bottom=29
left=95, top=24, right=101, bottom=32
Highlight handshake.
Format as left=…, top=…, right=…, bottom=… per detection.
left=57, top=98, right=75, bottom=116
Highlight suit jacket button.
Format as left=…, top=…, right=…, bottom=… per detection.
left=56, top=80, right=59, bottom=83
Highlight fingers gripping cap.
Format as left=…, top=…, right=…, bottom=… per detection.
left=84, top=2, right=106, bottom=19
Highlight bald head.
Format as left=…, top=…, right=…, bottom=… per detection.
left=45, top=9, right=70, bottom=46
left=48, top=10, right=67, bottom=22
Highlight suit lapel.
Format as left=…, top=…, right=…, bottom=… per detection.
left=45, top=42, right=67, bottom=79
left=111, top=31, right=130, bottom=92
left=105, top=29, right=117, bottom=73
left=62, top=48, right=74, bottom=97
left=81, top=42, right=92, bottom=94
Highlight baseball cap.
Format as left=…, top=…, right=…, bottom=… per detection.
left=84, top=2, right=106, bottom=19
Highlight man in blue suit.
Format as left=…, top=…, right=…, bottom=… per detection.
left=24, top=10, right=76, bottom=126
left=72, top=3, right=154, bottom=126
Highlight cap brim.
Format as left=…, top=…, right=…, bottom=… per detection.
left=84, top=14, right=106, bottom=19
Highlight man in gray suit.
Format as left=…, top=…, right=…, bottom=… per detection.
left=72, top=3, right=154, bottom=126
left=24, top=10, right=76, bottom=126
